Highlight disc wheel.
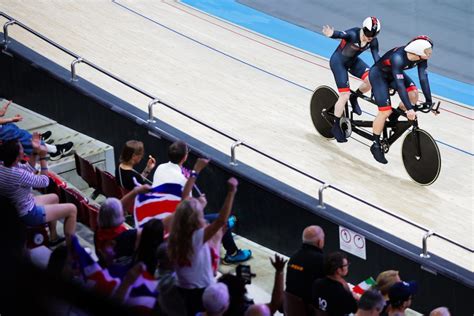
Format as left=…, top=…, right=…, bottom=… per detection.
left=310, top=85, right=338, bottom=139
left=402, top=129, right=441, bottom=185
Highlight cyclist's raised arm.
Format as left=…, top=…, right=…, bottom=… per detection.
left=323, top=25, right=352, bottom=40
left=370, top=37, right=381, bottom=63
left=417, top=61, right=432, bottom=104
left=391, top=55, right=413, bottom=110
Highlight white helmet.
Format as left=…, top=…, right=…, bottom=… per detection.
left=362, top=17, right=381, bottom=37
left=404, top=35, right=433, bottom=57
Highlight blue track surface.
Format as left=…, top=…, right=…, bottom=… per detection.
left=182, top=0, right=474, bottom=107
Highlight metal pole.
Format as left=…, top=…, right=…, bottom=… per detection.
left=420, top=231, right=434, bottom=258
left=70, top=57, right=83, bottom=82
left=317, top=183, right=330, bottom=209
left=2, top=20, right=16, bottom=48
left=147, top=99, right=160, bottom=123
left=230, top=140, right=243, bottom=166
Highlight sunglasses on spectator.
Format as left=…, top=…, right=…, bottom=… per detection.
left=340, top=261, right=351, bottom=268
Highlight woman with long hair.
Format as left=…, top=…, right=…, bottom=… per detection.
left=168, top=177, right=238, bottom=316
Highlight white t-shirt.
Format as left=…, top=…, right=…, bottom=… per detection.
left=152, top=162, right=186, bottom=188
left=176, top=228, right=215, bottom=289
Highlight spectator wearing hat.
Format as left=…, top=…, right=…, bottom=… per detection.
left=355, top=290, right=385, bottom=316
left=387, top=281, right=418, bottom=316
left=286, top=225, right=325, bottom=304
left=198, top=283, right=230, bottom=316
left=312, top=251, right=358, bottom=315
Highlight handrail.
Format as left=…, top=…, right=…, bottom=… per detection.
left=0, top=12, right=471, bottom=254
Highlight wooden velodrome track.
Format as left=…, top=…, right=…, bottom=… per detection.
left=1, top=0, right=472, bottom=270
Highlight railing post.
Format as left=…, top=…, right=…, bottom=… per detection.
left=317, top=183, right=330, bottom=209
left=70, top=57, right=83, bottom=82
left=420, top=231, right=434, bottom=258
left=2, top=20, right=16, bottom=48
left=147, top=99, right=160, bottom=123
left=230, top=140, right=243, bottom=166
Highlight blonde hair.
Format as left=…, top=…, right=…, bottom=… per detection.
left=167, top=198, right=202, bottom=266
left=374, top=270, right=400, bottom=295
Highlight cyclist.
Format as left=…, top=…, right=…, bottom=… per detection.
left=368, top=35, right=434, bottom=164
left=323, top=17, right=381, bottom=142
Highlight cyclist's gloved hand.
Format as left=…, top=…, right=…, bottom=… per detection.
left=406, top=109, right=417, bottom=121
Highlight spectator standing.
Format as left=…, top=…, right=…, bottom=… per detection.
left=286, top=225, right=325, bottom=304
left=167, top=177, right=238, bottom=315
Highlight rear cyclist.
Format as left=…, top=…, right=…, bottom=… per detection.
left=323, top=17, right=381, bottom=142
left=369, top=35, right=434, bottom=164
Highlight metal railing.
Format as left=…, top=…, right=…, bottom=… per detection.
left=1, top=12, right=472, bottom=257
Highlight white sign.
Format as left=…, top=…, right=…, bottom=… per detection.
left=339, top=226, right=366, bottom=260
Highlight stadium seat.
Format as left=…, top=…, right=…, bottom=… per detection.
left=80, top=201, right=100, bottom=231
left=61, top=186, right=89, bottom=224
left=74, top=153, right=101, bottom=199
left=96, top=168, right=124, bottom=199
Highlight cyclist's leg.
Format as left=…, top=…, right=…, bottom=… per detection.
left=349, top=58, right=371, bottom=93
left=329, top=56, right=350, bottom=142
left=348, top=58, right=371, bottom=115
left=369, top=68, right=391, bottom=163
left=330, top=56, right=351, bottom=117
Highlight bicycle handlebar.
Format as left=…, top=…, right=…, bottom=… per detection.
left=415, top=101, right=441, bottom=114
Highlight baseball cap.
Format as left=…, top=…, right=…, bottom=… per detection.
left=202, top=282, right=230, bottom=313
left=388, top=281, right=418, bottom=304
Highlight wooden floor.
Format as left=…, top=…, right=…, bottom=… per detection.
left=2, top=0, right=472, bottom=271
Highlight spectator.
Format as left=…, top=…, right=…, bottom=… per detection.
left=355, top=289, right=385, bottom=316
left=0, top=136, right=76, bottom=244
left=133, top=218, right=164, bottom=276
left=116, top=140, right=156, bottom=191
left=153, top=140, right=251, bottom=264
left=387, top=281, right=418, bottom=316
left=219, top=254, right=287, bottom=316
left=374, top=270, right=400, bottom=300
left=245, top=304, right=271, bottom=316
left=0, top=100, right=73, bottom=161
left=312, top=251, right=358, bottom=315
left=94, top=184, right=151, bottom=267
left=198, top=283, right=230, bottom=316
left=286, top=225, right=325, bottom=304
left=373, top=270, right=401, bottom=314
left=429, top=307, right=450, bottom=316
left=167, top=177, right=238, bottom=316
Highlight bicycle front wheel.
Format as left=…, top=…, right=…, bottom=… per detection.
left=402, top=129, right=441, bottom=185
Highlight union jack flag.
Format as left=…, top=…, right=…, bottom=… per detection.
left=133, top=183, right=182, bottom=228
left=71, top=236, right=121, bottom=296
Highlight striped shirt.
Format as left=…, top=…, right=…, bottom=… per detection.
left=0, top=162, right=49, bottom=216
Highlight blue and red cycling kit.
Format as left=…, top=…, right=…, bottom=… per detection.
left=369, top=46, right=432, bottom=111
left=329, top=27, right=380, bottom=92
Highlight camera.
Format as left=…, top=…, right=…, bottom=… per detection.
left=236, top=264, right=256, bottom=285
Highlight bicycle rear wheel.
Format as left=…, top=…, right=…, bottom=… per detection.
left=310, top=85, right=338, bottom=139
left=402, top=129, right=441, bottom=185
